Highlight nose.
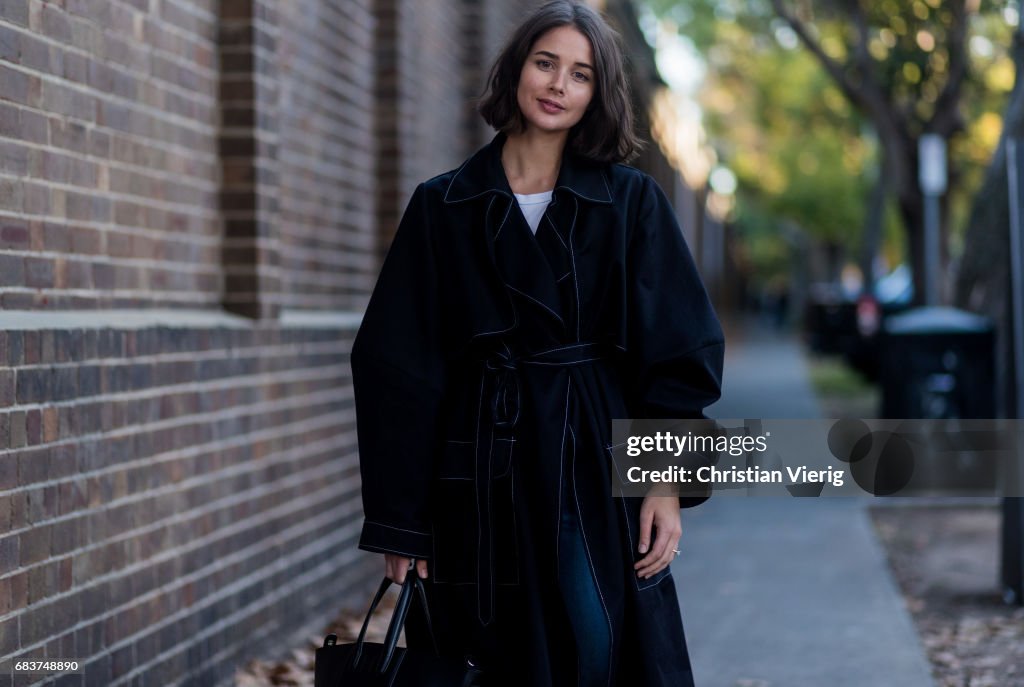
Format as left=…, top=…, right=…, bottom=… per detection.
left=549, top=69, right=567, bottom=94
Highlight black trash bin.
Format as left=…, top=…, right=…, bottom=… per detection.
left=879, top=306, right=995, bottom=419
left=803, top=286, right=858, bottom=355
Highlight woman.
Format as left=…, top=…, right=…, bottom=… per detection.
left=351, top=2, right=724, bottom=685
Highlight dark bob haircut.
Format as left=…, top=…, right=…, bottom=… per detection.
left=477, top=0, right=642, bottom=164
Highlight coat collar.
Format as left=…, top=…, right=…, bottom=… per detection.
left=443, top=132, right=614, bottom=205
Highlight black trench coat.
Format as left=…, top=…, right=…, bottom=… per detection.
left=351, top=132, right=724, bottom=687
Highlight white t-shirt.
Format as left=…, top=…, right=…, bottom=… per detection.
left=514, top=190, right=554, bottom=234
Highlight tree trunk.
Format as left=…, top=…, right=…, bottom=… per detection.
left=954, top=27, right=1024, bottom=416
left=859, top=154, right=889, bottom=293
left=879, top=126, right=928, bottom=305
left=897, top=184, right=926, bottom=305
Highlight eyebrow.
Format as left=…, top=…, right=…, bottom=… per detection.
left=533, top=50, right=594, bottom=71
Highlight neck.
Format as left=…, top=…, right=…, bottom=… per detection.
left=501, top=128, right=568, bottom=194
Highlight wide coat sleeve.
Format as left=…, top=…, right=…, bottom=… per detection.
left=351, top=183, right=446, bottom=559
left=624, top=174, right=725, bottom=506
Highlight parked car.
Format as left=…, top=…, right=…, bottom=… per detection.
left=803, top=265, right=914, bottom=380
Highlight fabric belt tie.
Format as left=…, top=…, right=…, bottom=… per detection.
left=474, top=342, right=611, bottom=626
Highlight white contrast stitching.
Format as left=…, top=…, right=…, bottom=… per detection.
left=555, top=376, right=571, bottom=575
left=493, top=195, right=514, bottom=240
left=605, top=445, right=630, bottom=486
left=506, top=284, right=563, bottom=324
left=468, top=200, right=520, bottom=341
left=474, top=371, right=486, bottom=616
left=442, top=157, right=474, bottom=203
left=555, top=165, right=613, bottom=203
left=365, top=520, right=432, bottom=537
left=494, top=433, right=515, bottom=478
left=359, top=543, right=426, bottom=558
left=568, top=196, right=581, bottom=341
left=480, top=411, right=496, bottom=624
left=570, top=422, right=615, bottom=687
left=524, top=356, right=604, bottom=366
left=442, top=152, right=513, bottom=204
left=544, top=214, right=570, bottom=253
left=532, top=342, right=595, bottom=352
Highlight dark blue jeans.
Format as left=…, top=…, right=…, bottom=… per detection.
left=558, top=498, right=612, bottom=686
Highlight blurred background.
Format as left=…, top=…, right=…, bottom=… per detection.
left=0, top=0, right=1022, bottom=685
left=642, top=0, right=1021, bottom=424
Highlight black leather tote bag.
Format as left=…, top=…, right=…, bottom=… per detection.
left=314, top=570, right=483, bottom=687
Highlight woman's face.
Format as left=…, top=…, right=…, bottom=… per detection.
left=516, top=25, right=596, bottom=135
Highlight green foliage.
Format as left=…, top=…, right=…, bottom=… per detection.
left=646, top=0, right=1016, bottom=283
left=648, top=0, right=879, bottom=277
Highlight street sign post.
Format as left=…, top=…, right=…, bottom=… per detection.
left=919, top=134, right=947, bottom=306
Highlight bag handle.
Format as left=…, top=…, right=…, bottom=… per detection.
left=412, top=574, right=440, bottom=655
left=377, top=563, right=442, bottom=672
left=350, top=576, right=397, bottom=669
left=351, top=560, right=442, bottom=673
left=377, top=574, right=415, bottom=671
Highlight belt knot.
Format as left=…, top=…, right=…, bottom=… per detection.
left=480, top=342, right=612, bottom=430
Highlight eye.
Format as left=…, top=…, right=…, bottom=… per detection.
left=536, top=59, right=554, bottom=69
left=573, top=71, right=590, bottom=82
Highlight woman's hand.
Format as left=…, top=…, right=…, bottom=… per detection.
left=634, top=491, right=682, bottom=579
left=384, top=554, right=429, bottom=584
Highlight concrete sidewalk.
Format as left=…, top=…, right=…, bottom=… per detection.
left=671, top=319, right=936, bottom=687
left=705, top=317, right=821, bottom=420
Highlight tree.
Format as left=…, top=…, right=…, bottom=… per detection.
left=650, top=0, right=1012, bottom=302
left=648, top=0, right=884, bottom=291
left=771, top=0, right=980, bottom=304
left=955, top=18, right=1024, bottom=415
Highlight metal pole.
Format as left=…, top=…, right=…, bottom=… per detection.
left=1002, top=137, right=1024, bottom=604
left=1010, top=138, right=1024, bottom=428
left=923, top=193, right=940, bottom=305
left=918, top=134, right=947, bottom=306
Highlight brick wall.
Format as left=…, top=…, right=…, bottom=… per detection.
left=218, top=0, right=281, bottom=320
left=374, top=0, right=496, bottom=255
left=0, top=314, right=360, bottom=686
left=0, top=1, right=701, bottom=685
left=277, top=0, right=377, bottom=312
left=0, top=0, right=222, bottom=311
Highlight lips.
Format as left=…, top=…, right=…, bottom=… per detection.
left=538, top=98, right=565, bottom=112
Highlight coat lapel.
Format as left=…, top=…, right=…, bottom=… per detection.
left=443, top=132, right=614, bottom=336
left=491, top=195, right=567, bottom=329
